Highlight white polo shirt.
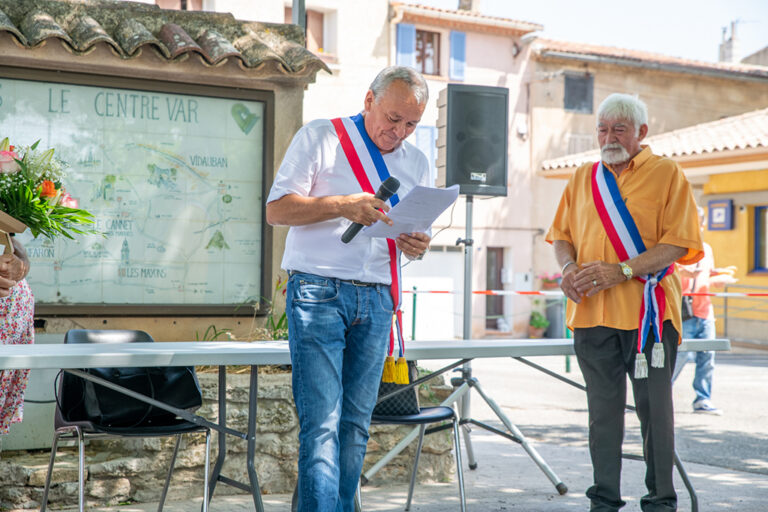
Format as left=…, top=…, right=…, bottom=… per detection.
left=267, top=118, right=430, bottom=284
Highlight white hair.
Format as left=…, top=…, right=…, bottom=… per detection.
left=369, top=66, right=429, bottom=105
left=597, top=93, right=648, bottom=134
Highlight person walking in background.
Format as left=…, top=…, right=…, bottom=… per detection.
left=673, top=206, right=737, bottom=415
left=547, top=93, right=703, bottom=512
left=266, top=66, right=431, bottom=512
left=0, top=236, right=33, bottom=437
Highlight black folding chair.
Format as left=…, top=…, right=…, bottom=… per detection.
left=369, top=406, right=466, bottom=511
left=40, top=329, right=211, bottom=512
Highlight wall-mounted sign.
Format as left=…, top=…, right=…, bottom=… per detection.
left=0, top=76, right=265, bottom=310
left=707, top=199, right=734, bottom=231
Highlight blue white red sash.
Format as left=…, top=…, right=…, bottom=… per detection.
left=331, top=114, right=407, bottom=383
left=591, top=161, right=671, bottom=377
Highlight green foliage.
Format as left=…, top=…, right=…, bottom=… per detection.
left=235, top=277, right=289, bottom=341
left=195, top=324, right=232, bottom=341
left=529, top=311, right=550, bottom=329
left=0, top=138, right=100, bottom=240
left=263, top=277, right=288, bottom=340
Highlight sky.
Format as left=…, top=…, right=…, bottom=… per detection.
left=414, top=0, right=768, bottom=63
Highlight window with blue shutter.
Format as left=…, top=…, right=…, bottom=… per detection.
left=449, top=31, right=466, bottom=81
left=397, top=23, right=416, bottom=69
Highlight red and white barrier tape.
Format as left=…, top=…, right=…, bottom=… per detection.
left=402, top=289, right=768, bottom=298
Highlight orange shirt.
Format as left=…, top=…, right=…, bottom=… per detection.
left=679, top=242, right=715, bottom=320
left=546, top=146, right=704, bottom=337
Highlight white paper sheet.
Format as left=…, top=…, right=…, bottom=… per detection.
left=360, top=185, right=459, bottom=238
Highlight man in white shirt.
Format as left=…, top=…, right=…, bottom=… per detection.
left=266, top=66, right=431, bottom=512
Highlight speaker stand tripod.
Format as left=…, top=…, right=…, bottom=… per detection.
left=454, top=195, right=565, bottom=493
left=362, top=196, right=567, bottom=495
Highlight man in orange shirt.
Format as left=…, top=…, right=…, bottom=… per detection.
left=547, top=93, right=703, bottom=512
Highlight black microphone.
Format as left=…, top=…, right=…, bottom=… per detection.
left=341, top=176, right=400, bottom=244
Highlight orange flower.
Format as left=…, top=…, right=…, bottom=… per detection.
left=40, top=180, right=57, bottom=198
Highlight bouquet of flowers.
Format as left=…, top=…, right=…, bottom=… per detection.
left=0, top=137, right=97, bottom=240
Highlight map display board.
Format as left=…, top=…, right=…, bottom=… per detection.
left=0, top=77, right=265, bottom=309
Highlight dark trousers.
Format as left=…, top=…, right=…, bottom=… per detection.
left=574, top=320, right=678, bottom=512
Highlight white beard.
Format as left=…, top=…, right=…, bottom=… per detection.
left=601, top=143, right=631, bottom=165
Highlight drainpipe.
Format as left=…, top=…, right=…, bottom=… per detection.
left=292, top=0, right=306, bottom=33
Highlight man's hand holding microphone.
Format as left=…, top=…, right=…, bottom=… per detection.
left=340, top=176, right=430, bottom=259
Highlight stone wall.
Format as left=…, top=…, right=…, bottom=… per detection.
left=0, top=370, right=455, bottom=510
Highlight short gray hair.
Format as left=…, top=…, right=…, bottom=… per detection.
left=369, top=66, right=429, bottom=105
left=597, top=93, right=648, bottom=134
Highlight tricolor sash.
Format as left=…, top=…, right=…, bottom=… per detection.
left=591, top=161, right=672, bottom=378
left=331, top=113, right=409, bottom=385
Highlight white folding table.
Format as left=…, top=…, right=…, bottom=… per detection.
left=0, top=340, right=292, bottom=512
left=0, top=337, right=729, bottom=512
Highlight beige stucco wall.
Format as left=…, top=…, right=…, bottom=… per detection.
left=255, top=0, right=545, bottom=337
left=203, top=0, right=285, bottom=23
left=742, top=47, right=768, bottom=67
left=302, top=0, right=391, bottom=122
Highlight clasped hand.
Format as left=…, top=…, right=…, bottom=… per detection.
left=561, top=261, right=626, bottom=303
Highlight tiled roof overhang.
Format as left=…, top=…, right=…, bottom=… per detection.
left=540, top=108, right=768, bottom=178
left=533, top=39, right=768, bottom=83
left=390, top=2, right=542, bottom=37
left=0, top=0, right=330, bottom=86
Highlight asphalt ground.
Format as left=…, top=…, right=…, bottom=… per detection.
left=59, top=347, right=768, bottom=512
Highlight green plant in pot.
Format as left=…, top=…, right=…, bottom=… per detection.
left=528, top=311, right=550, bottom=338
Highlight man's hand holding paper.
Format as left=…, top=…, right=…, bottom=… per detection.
left=361, top=184, right=459, bottom=239
left=396, top=231, right=430, bottom=259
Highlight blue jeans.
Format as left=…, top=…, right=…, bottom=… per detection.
left=286, top=271, right=393, bottom=512
left=671, top=317, right=716, bottom=404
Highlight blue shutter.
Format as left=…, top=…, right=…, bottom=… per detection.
left=396, top=23, right=416, bottom=68
left=449, top=31, right=466, bottom=81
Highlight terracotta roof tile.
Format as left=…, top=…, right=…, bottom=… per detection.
left=393, top=2, right=542, bottom=30
left=197, top=28, right=240, bottom=65
left=0, top=7, right=24, bottom=44
left=68, top=15, right=118, bottom=52
left=541, top=108, right=768, bottom=171
left=0, top=0, right=329, bottom=79
left=391, top=2, right=542, bottom=34
left=114, top=16, right=166, bottom=57
left=158, top=22, right=204, bottom=59
left=21, top=9, right=72, bottom=47
left=534, top=38, right=768, bottom=80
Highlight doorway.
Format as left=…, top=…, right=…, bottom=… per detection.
left=486, top=247, right=504, bottom=330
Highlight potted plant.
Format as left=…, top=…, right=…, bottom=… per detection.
left=528, top=311, right=550, bottom=338
left=538, top=272, right=562, bottom=290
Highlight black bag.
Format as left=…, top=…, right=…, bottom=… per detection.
left=681, top=295, right=694, bottom=321
left=373, top=360, right=420, bottom=417
left=64, top=365, right=202, bottom=428
left=681, top=268, right=698, bottom=322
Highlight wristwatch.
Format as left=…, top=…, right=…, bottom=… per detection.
left=619, top=261, right=633, bottom=281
